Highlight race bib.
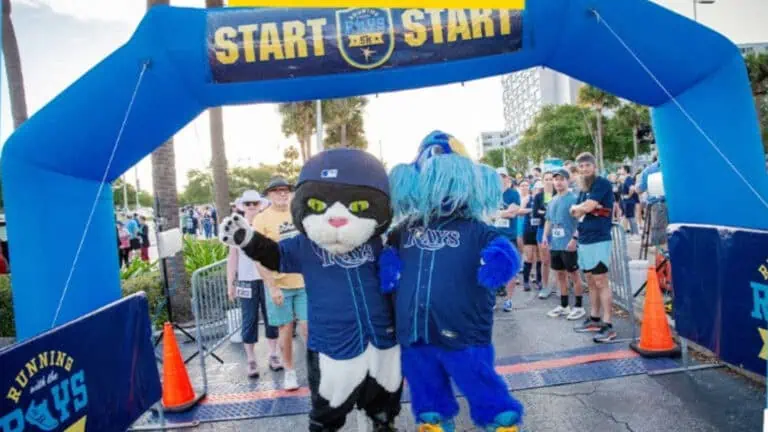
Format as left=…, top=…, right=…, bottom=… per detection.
left=530, top=218, right=541, bottom=227
left=236, top=287, right=252, bottom=299
left=552, top=227, right=566, bottom=238
left=495, top=218, right=510, bottom=228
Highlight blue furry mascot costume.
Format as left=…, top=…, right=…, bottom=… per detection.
left=381, top=131, right=523, bottom=431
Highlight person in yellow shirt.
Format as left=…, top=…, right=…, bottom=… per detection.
left=252, top=176, right=307, bottom=391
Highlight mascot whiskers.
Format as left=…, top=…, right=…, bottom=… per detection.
left=220, top=149, right=401, bottom=432
left=382, top=131, right=523, bottom=432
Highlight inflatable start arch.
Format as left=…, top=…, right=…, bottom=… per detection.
left=2, top=0, right=767, bottom=371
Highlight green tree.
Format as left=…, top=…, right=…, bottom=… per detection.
left=276, top=146, right=301, bottom=182
left=178, top=169, right=213, bottom=206
left=278, top=102, right=317, bottom=162
left=323, top=97, right=369, bottom=149
left=229, top=165, right=277, bottom=199
left=578, top=85, right=620, bottom=172
left=745, top=53, right=768, bottom=152
left=521, top=105, right=595, bottom=162
left=615, top=103, right=652, bottom=168
left=112, top=178, right=153, bottom=210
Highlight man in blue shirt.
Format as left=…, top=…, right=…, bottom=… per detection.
left=569, top=152, right=617, bottom=343
left=619, top=165, right=639, bottom=236
left=541, top=169, right=585, bottom=321
left=125, top=214, right=140, bottom=259
left=493, top=167, right=521, bottom=305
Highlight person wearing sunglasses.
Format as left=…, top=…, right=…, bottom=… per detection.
left=226, top=190, right=282, bottom=378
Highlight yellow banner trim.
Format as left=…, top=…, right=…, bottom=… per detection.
left=227, top=0, right=526, bottom=9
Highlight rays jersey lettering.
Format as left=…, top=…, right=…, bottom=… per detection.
left=279, top=221, right=299, bottom=241
left=403, top=228, right=461, bottom=251
left=313, top=244, right=375, bottom=269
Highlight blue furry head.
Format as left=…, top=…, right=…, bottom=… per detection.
left=478, top=164, right=503, bottom=220
left=389, top=163, right=420, bottom=219
left=418, top=154, right=483, bottom=223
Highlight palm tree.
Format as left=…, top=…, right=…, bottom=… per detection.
left=205, top=0, right=230, bottom=219
left=578, top=85, right=620, bottom=172
left=278, top=102, right=317, bottom=162
left=615, top=103, right=651, bottom=169
left=2, top=0, right=28, bottom=129
left=147, top=0, right=190, bottom=321
left=323, top=97, right=368, bottom=148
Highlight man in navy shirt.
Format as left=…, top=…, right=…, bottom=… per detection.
left=570, top=152, right=617, bottom=343
left=493, top=167, right=521, bottom=303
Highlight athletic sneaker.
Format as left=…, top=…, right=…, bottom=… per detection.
left=547, top=305, right=571, bottom=318
left=574, top=318, right=603, bottom=333
left=566, top=307, right=587, bottom=321
left=523, top=282, right=531, bottom=292
left=283, top=369, right=300, bottom=391
left=593, top=324, right=617, bottom=343
left=25, top=400, right=59, bottom=431
left=503, top=299, right=513, bottom=312
left=269, top=354, right=284, bottom=372
left=537, top=286, right=552, bottom=299
left=247, top=361, right=259, bottom=378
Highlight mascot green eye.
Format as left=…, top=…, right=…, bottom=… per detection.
left=307, top=198, right=327, bottom=213
left=349, top=200, right=370, bottom=213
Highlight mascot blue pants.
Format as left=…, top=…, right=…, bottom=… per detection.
left=403, top=344, right=522, bottom=431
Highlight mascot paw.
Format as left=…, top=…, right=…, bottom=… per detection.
left=379, top=247, right=402, bottom=294
left=218, top=214, right=254, bottom=247
left=478, top=237, right=521, bottom=291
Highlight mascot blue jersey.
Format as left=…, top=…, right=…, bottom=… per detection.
left=389, top=216, right=500, bottom=350
left=280, top=234, right=397, bottom=359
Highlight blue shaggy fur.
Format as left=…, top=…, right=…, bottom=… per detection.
left=417, top=154, right=483, bottom=225
left=378, top=247, right=402, bottom=294
left=478, top=236, right=521, bottom=290
left=389, top=163, right=420, bottom=219
left=477, top=163, right=503, bottom=219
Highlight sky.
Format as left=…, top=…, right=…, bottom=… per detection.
left=1, top=0, right=767, bottom=193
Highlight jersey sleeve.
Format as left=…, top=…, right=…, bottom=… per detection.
left=278, top=235, right=304, bottom=274
left=590, top=178, right=613, bottom=207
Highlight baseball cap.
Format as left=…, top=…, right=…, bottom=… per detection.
left=496, top=167, right=509, bottom=177
left=552, top=168, right=570, bottom=180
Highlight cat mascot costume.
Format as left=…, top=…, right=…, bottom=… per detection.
left=219, top=148, right=401, bottom=432
left=381, top=131, right=524, bottom=432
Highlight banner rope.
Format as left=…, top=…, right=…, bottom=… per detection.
left=590, top=9, right=768, bottom=212
left=52, top=62, right=150, bottom=328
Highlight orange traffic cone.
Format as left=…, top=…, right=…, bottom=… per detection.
left=161, top=323, right=204, bottom=412
left=630, top=265, right=681, bottom=358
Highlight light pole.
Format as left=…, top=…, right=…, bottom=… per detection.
left=693, top=0, right=715, bottom=22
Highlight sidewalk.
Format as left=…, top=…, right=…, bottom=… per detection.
left=159, top=281, right=764, bottom=431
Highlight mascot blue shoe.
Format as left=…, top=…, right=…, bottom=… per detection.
left=384, top=131, right=523, bottom=432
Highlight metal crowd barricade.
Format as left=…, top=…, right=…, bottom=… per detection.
left=609, top=224, right=638, bottom=343
left=191, top=258, right=239, bottom=394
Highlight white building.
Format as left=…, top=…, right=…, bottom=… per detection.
left=501, top=68, right=583, bottom=145
left=476, top=130, right=519, bottom=158
left=738, top=42, right=768, bottom=56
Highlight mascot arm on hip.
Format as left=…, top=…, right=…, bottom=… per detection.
left=219, top=149, right=402, bottom=432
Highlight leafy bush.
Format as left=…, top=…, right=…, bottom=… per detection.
left=121, top=271, right=168, bottom=328
left=184, top=237, right=228, bottom=274
left=120, top=258, right=159, bottom=280
left=0, top=275, right=15, bottom=337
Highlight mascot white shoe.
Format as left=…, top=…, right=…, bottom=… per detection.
left=381, top=131, right=523, bottom=432
left=220, top=149, right=401, bottom=432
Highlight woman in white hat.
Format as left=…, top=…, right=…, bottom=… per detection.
left=225, top=190, right=282, bottom=377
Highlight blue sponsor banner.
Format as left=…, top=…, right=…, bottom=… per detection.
left=208, top=7, right=523, bottom=83
left=669, top=225, right=768, bottom=375
left=0, top=294, right=161, bottom=432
